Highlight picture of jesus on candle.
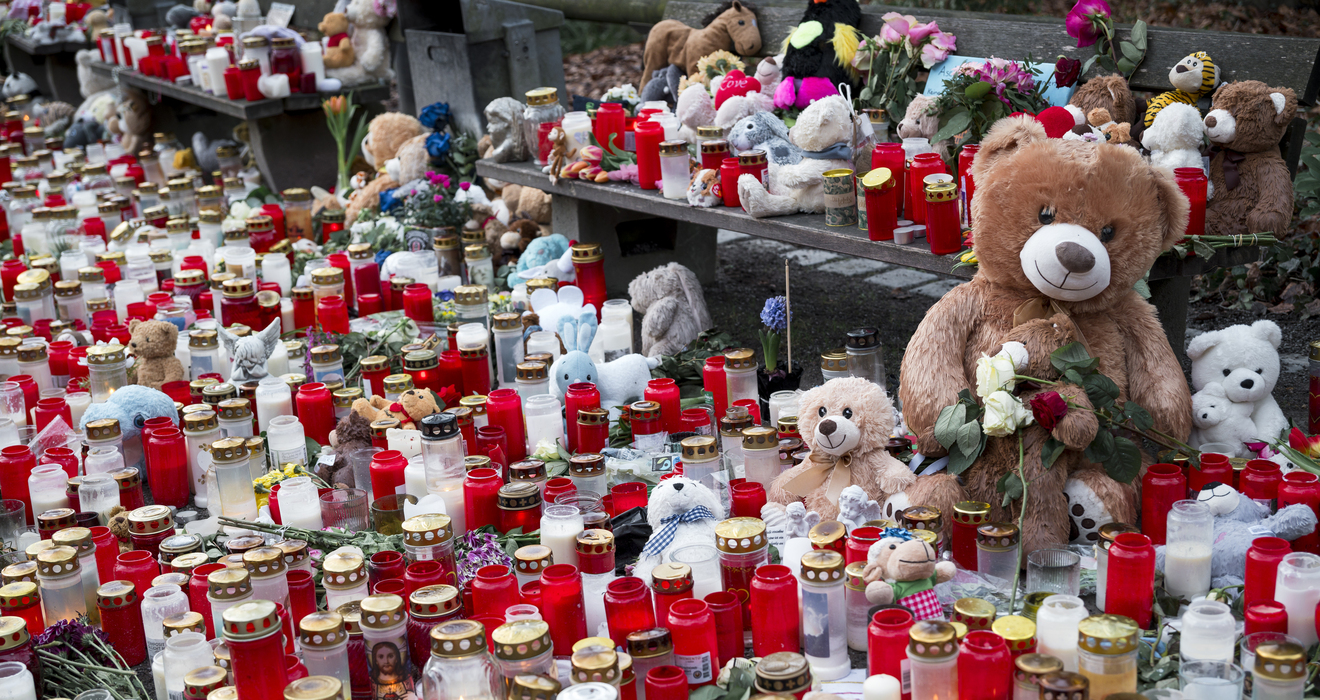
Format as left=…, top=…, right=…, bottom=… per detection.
left=370, top=641, right=418, bottom=700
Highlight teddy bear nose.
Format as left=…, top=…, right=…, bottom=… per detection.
left=1055, top=241, right=1095, bottom=273
left=672, top=482, right=684, bottom=492
left=818, top=418, right=837, bottom=436
left=1241, top=378, right=1254, bottom=389
left=1205, top=115, right=1217, bottom=128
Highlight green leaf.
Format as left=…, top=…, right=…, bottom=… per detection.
left=957, top=420, right=982, bottom=457
left=1080, top=54, right=1099, bottom=77
left=1085, top=429, right=1116, bottom=463
left=1124, top=403, right=1155, bottom=431
left=997, top=470, right=1025, bottom=506
left=1129, top=20, right=1147, bottom=48
left=1193, top=238, right=1219, bottom=260
left=932, top=109, right=973, bottom=146
left=1083, top=373, right=1121, bottom=409
left=859, top=87, right=873, bottom=102
left=1106, top=437, right=1144, bottom=483
left=1063, top=368, right=1086, bottom=386
left=964, top=81, right=993, bottom=101
left=1051, top=343, right=1098, bottom=374
left=948, top=446, right=979, bottom=475
left=1133, top=276, right=1151, bottom=299
left=934, top=403, right=968, bottom=450
left=1097, top=54, right=1118, bottom=73
left=1042, top=438, right=1067, bottom=469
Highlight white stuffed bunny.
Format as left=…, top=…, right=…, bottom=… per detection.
left=1190, top=383, right=1259, bottom=457
left=548, top=306, right=658, bottom=413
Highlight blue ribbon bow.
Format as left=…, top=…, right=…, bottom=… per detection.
left=642, top=505, right=717, bottom=556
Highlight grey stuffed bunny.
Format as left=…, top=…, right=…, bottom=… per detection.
left=1155, top=481, right=1318, bottom=589
left=727, top=111, right=803, bottom=167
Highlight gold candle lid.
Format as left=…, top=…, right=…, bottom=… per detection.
left=359, top=593, right=406, bottom=630
left=724, top=348, right=756, bottom=370
left=514, top=545, right=554, bottom=577
left=517, top=362, right=548, bottom=382
left=799, top=549, right=844, bottom=582
left=681, top=436, right=719, bottom=463
left=571, top=645, right=620, bottom=685
left=464, top=455, right=492, bottom=471
left=1076, top=615, right=1139, bottom=655
left=1255, top=641, right=1307, bottom=680
left=899, top=505, right=942, bottom=533
left=977, top=522, right=1019, bottom=549
left=242, top=546, right=286, bottom=579
left=1014, top=653, right=1064, bottom=682
left=409, top=585, right=461, bottom=619
left=650, top=563, right=692, bottom=594
left=299, top=611, right=347, bottom=650
left=511, top=675, right=561, bottom=700
left=1097, top=522, right=1140, bottom=550
left=742, top=425, right=778, bottom=450
left=1038, top=672, right=1089, bottom=700
left=498, top=481, right=542, bottom=510
left=845, top=561, right=868, bottom=592
left=0, top=582, right=38, bottom=613
left=283, top=677, right=343, bottom=700
left=322, top=551, right=366, bottom=589
left=952, top=501, right=992, bottom=525
left=715, top=517, right=767, bottom=554
left=402, top=514, right=453, bottom=546
left=36, top=546, right=80, bottom=578
left=754, top=652, right=811, bottom=695
left=908, top=620, right=957, bottom=659
left=128, top=505, right=173, bottom=535
left=183, top=666, right=228, bottom=700
left=627, top=628, right=672, bottom=658
left=207, top=567, right=252, bottom=601
left=0, top=617, right=27, bottom=651
left=951, top=597, right=996, bottom=631
left=992, top=615, right=1036, bottom=653
left=431, top=619, right=488, bottom=658
left=163, top=610, right=206, bottom=637
left=2, top=561, right=36, bottom=585
left=492, top=619, right=553, bottom=661
left=807, top=520, right=846, bottom=549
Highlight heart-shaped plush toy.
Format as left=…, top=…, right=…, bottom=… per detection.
left=715, top=70, right=761, bottom=109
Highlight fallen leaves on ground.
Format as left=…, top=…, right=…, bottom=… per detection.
left=564, top=43, right=645, bottom=100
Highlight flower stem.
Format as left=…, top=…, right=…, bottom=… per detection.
left=1008, top=434, right=1028, bottom=613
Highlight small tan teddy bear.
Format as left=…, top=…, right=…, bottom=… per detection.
left=351, top=388, right=442, bottom=430
left=128, top=319, right=186, bottom=391
left=318, top=12, right=355, bottom=69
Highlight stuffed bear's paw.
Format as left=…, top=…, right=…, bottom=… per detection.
left=865, top=580, right=895, bottom=606
left=933, top=560, right=956, bottom=584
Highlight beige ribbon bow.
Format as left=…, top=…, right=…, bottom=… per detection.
left=1011, top=297, right=1092, bottom=355
left=782, top=450, right=854, bottom=502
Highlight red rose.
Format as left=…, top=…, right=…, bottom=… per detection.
left=1030, top=391, right=1069, bottom=431
left=1054, top=57, right=1082, bottom=88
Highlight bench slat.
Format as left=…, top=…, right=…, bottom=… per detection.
left=475, top=157, right=1254, bottom=282
left=664, top=1, right=1320, bottom=103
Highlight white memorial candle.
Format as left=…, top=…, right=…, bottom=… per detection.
left=205, top=47, right=231, bottom=98
left=540, top=505, right=584, bottom=568
left=1035, top=594, right=1089, bottom=671
left=300, top=42, right=326, bottom=82
left=1275, top=552, right=1320, bottom=647
left=864, top=675, right=901, bottom=700
left=278, top=476, right=323, bottom=530
left=0, top=662, right=38, bottom=700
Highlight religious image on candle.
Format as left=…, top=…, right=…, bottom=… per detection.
left=369, top=638, right=418, bottom=700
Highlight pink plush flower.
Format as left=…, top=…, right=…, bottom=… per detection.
left=434, top=194, right=444, bottom=203
left=1065, top=0, right=1111, bottom=47
left=908, top=21, right=939, bottom=44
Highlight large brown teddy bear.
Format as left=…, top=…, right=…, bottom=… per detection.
left=1069, top=75, right=1137, bottom=127
left=768, top=377, right=914, bottom=522
left=898, top=115, right=1193, bottom=555
left=1204, top=81, right=1298, bottom=238
left=128, top=319, right=186, bottom=391
left=345, top=113, right=428, bottom=221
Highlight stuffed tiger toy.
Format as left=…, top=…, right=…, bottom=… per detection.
left=1143, top=51, right=1220, bottom=127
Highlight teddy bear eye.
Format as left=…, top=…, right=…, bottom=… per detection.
left=1223, top=369, right=1232, bottom=376
left=1100, top=225, right=1115, bottom=243
left=818, top=406, right=827, bottom=418
left=842, top=407, right=853, bottom=419
left=1038, top=206, right=1055, bottom=225
left=738, top=19, right=744, bottom=24
left=564, top=373, right=569, bottom=380
left=889, top=544, right=897, bottom=550
left=1256, top=369, right=1263, bottom=374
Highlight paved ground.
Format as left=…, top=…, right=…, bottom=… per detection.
left=706, top=230, right=1312, bottom=431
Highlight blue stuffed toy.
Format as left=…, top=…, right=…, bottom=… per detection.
left=79, top=385, right=178, bottom=472
left=512, top=233, right=571, bottom=289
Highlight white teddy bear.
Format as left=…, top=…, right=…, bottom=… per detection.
left=1190, top=383, right=1259, bottom=456
left=325, top=0, right=394, bottom=87
left=736, top=94, right=854, bottom=218
left=1187, top=320, right=1289, bottom=445
left=634, top=477, right=725, bottom=586
left=1142, top=102, right=1213, bottom=198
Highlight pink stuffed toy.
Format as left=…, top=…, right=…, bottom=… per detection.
left=773, top=76, right=839, bottom=110
left=715, top=70, right=761, bottom=109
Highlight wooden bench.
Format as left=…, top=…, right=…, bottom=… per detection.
left=476, top=1, right=1320, bottom=356
left=86, top=59, right=390, bottom=191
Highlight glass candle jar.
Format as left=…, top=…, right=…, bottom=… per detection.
left=222, top=600, right=289, bottom=700
left=85, top=342, right=128, bottom=402
left=486, top=388, right=526, bottom=463
left=491, top=618, right=554, bottom=692
left=422, top=619, right=502, bottom=700
left=563, top=382, right=600, bottom=453
left=741, top=426, right=779, bottom=489
left=1250, top=641, right=1306, bottom=700
left=127, top=504, right=175, bottom=559
left=0, top=581, right=44, bottom=637
left=679, top=436, right=721, bottom=494
left=1244, top=537, right=1292, bottom=612
left=1178, top=599, right=1236, bottom=664
left=540, top=563, right=588, bottom=655
left=498, top=482, right=542, bottom=535
left=738, top=150, right=768, bottom=187
left=298, top=611, right=353, bottom=699
left=1273, top=552, right=1320, bottom=647
left=1036, top=594, right=1088, bottom=672
left=1173, top=167, right=1207, bottom=239
left=1141, top=463, right=1186, bottom=546
left=947, top=501, right=991, bottom=572
left=145, top=427, right=189, bottom=508
left=976, top=522, right=1020, bottom=588
left=744, top=563, right=800, bottom=658
left=1077, top=615, right=1139, bottom=699
left=142, top=582, right=191, bottom=661
left=958, top=630, right=1013, bottom=700
left=924, top=179, right=960, bottom=255
left=1104, top=533, right=1155, bottom=629
left=648, top=563, right=693, bottom=628
left=909, top=621, right=958, bottom=700
left=658, top=141, right=690, bottom=200
left=1244, top=459, right=1283, bottom=507
left=360, top=593, right=417, bottom=696
left=797, top=550, right=848, bottom=680
left=665, top=598, right=719, bottom=687
left=1012, top=654, right=1064, bottom=700
left=97, top=579, right=146, bottom=666
left=324, top=551, right=370, bottom=611
left=402, top=514, right=457, bottom=586
left=1164, top=499, right=1213, bottom=600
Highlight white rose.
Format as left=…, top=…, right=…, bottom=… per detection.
left=228, top=201, right=252, bottom=221
left=975, top=352, right=1018, bottom=398
left=999, top=342, right=1029, bottom=372
left=982, top=391, right=1032, bottom=437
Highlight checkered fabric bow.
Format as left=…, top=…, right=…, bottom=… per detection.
left=642, top=505, right=717, bottom=556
